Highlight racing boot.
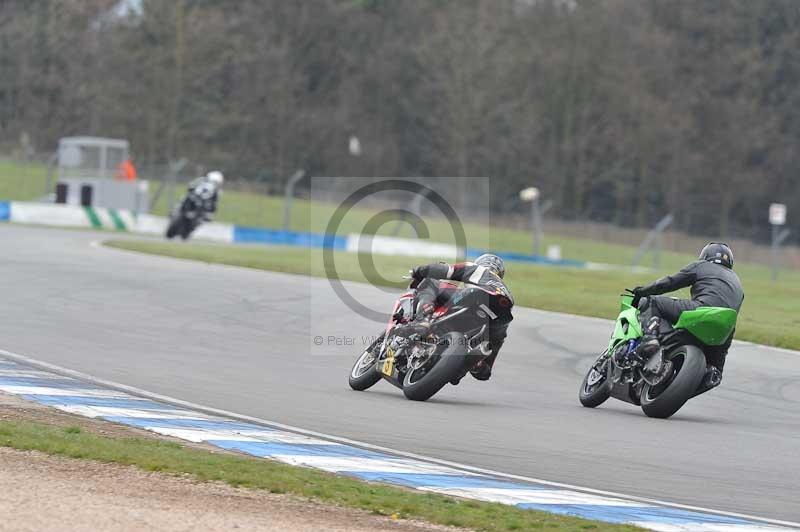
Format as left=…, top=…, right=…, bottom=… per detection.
left=636, top=316, right=662, bottom=360
left=694, top=365, right=723, bottom=396
left=451, top=360, right=492, bottom=385
left=450, top=368, right=468, bottom=385
left=469, top=360, right=492, bottom=381
left=399, top=302, right=435, bottom=338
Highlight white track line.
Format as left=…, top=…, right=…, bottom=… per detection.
left=1, top=348, right=797, bottom=529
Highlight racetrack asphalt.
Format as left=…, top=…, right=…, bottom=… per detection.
left=1, top=224, right=798, bottom=522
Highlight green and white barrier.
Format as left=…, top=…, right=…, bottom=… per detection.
left=6, top=202, right=132, bottom=230
left=0, top=201, right=587, bottom=268
left=1, top=201, right=234, bottom=242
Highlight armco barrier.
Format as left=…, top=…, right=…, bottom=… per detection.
left=0, top=199, right=587, bottom=267
left=347, top=234, right=458, bottom=259
left=342, top=237, right=586, bottom=267
left=470, top=249, right=585, bottom=268
left=233, top=226, right=346, bottom=249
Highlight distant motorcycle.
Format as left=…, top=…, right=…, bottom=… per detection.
left=348, top=278, right=508, bottom=401
left=578, top=293, right=738, bottom=418
left=165, top=188, right=211, bottom=240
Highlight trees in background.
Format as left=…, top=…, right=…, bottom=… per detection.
left=0, top=0, right=798, bottom=241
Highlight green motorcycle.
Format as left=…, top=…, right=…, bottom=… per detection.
left=579, top=294, right=737, bottom=418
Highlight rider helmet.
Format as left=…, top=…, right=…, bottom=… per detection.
left=699, top=242, right=734, bottom=269
left=475, top=253, right=505, bottom=279
left=206, top=171, right=224, bottom=186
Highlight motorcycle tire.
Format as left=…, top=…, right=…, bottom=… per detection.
left=641, top=345, right=706, bottom=419
left=165, top=217, right=183, bottom=239
left=579, top=352, right=612, bottom=408
left=403, top=332, right=467, bottom=402
left=180, top=220, right=196, bottom=240
left=348, top=333, right=384, bottom=391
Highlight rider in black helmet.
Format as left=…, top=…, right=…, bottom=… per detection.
left=632, top=243, right=744, bottom=390
left=405, top=253, right=514, bottom=382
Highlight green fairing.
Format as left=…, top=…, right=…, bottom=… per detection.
left=607, top=295, right=738, bottom=350
left=607, top=295, right=643, bottom=352
left=673, top=307, right=738, bottom=346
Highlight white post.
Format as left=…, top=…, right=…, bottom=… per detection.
left=769, top=203, right=788, bottom=281
left=520, top=187, right=542, bottom=256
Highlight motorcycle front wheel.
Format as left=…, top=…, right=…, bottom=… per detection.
left=180, top=219, right=197, bottom=240
left=348, top=333, right=385, bottom=391
left=640, top=345, right=705, bottom=419
left=402, top=332, right=467, bottom=402
left=165, top=217, right=183, bottom=239
left=579, top=351, right=612, bottom=408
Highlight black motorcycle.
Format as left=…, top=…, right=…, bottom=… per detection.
left=348, top=280, right=509, bottom=401
left=165, top=191, right=208, bottom=240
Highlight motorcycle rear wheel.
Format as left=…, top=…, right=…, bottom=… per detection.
left=579, top=352, right=612, bottom=408
left=640, top=345, right=705, bottom=419
left=402, top=332, right=467, bottom=402
left=348, top=333, right=384, bottom=391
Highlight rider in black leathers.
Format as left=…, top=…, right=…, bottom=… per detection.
left=632, top=243, right=744, bottom=388
left=183, top=171, right=224, bottom=221
left=407, top=254, right=514, bottom=382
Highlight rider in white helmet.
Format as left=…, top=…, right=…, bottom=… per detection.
left=206, top=170, right=224, bottom=187
left=186, top=170, right=224, bottom=220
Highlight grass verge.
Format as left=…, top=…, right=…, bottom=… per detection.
left=0, top=158, right=48, bottom=201
left=104, top=239, right=800, bottom=350
left=0, top=418, right=640, bottom=532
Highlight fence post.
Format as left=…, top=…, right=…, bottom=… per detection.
left=282, top=170, right=306, bottom=231
left=632, top=214, right=674, bottom=268
left=771, top=226, right=791, bottom=281
left=45, top=151, right=58, bottom=200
